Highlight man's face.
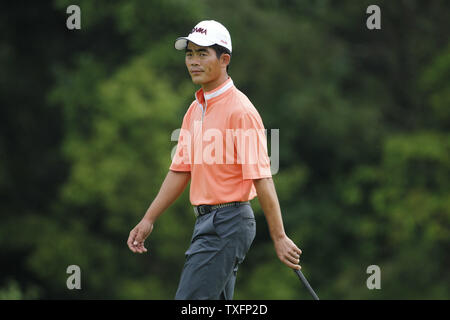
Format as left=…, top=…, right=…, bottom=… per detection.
left=185, top=42, right=223, bottom=86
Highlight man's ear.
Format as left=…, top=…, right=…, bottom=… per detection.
left=221, top=53, right=231, bottom=68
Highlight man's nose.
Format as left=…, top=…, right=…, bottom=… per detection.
left=189, top=57, right=200, bottom=66
left=190, top=60, right=200, bottom=66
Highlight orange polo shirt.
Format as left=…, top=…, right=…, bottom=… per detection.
left=170, top=77, right=272, bottom=205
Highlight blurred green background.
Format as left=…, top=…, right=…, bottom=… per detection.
left=0, top=0, right=449, bottom=299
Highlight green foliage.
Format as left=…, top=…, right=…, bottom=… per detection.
left=420, top=44, right=450, bottom=128
left=1, top=0, right=449, bottom=299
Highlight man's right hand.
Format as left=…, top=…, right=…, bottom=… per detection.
left=273, top=234, right=302, bottom=270
left=127, top=219, right=154, bottom=254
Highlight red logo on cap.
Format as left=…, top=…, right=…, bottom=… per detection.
left=191, top=27, right=207, bottom=35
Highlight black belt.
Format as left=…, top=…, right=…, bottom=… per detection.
left=193, top=201, right=250, bottom=217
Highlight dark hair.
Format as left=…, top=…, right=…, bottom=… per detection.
left=210, top=44, right=232, bottom=73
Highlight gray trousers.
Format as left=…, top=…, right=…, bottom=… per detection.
left=175, top=202, right=256, bottom=300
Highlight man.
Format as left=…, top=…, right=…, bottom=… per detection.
left=127, top=20, right=302, bottom=300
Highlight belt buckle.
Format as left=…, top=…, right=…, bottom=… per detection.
left=194, top=205, right=208, bottom=217
left=201, top=205, right=211, bottom=216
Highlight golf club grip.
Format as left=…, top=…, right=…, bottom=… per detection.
left=294, top=269, right=320, bottom=300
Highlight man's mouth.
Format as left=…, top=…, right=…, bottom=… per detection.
left=190, top=70, right=203, bottom=74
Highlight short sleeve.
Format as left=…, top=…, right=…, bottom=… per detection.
left=170, top=113, right=192, bottom=172
left=235, top=112, right=272, bottom=180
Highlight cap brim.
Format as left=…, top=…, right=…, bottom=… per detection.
left=174, top=35, right=215, bottom=50
left=174, top=37, right=188, bottom=50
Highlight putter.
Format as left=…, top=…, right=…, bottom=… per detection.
left=294, top=269, right=320, bottom=300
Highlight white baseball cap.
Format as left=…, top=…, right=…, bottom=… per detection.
left=174, top=20, right=232, bottom=53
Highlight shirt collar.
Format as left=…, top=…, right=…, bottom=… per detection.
left=195, top=77, right=234, bottom=106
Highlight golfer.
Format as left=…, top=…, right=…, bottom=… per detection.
left=127, top=20, right=302, bottom=300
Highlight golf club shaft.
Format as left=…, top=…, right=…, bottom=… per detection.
left=294, top=269, right=319, bottom=300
